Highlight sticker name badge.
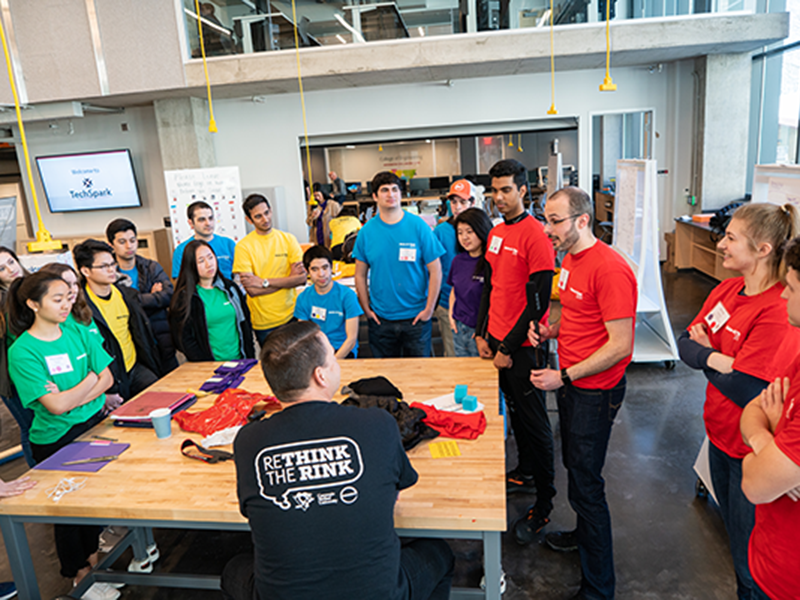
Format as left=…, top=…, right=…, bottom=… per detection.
left=399, top=246, right=417, bottom=262
left=704, top=301, right=731, bottom=334
left=488, top=236, right=503, bottom=254
left=311, top=306, right=327, bottom=321
left=45, top=354, right=74, bottom=376
left=558, top=268, right=570, bottom=291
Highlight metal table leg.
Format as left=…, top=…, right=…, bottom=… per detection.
left=0, top=515, right=41, bottom=600
left=483, top=531, right=502, bottom=600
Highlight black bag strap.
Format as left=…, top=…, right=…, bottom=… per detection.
left=180, top=439, right=234, bottom=464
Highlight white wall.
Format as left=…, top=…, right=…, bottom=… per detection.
left=212, top=63, right=694, bottom=249
left=14, top=106, right=168, bottom=241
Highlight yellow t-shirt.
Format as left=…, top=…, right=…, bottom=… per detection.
left=329, top=215, right=362, bottom=247
left=87, top=286, right=136, bottom=372
left=233, top=229, right=303, bottom=330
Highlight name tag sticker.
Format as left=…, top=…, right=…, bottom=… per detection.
left=45, top=354, right=73, bottom=376
left=558, top=268, right=569, bottom=290
left=399, top=247, right=417, bottom=262
left=311, top=306, right=327, bottom=321
left=488, top=236, right=503, bottom=254
left=704, top=301, right=731, bottom=334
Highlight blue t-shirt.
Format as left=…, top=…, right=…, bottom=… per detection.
left=294, top=281, right=364, bottom=356
left=172, top=234, right=237, bottom=279
left=433, top=220, right=457, bottom=309
left=353, top=212, right=445, bottom=321
left=120, top=266, right=138, bottom=290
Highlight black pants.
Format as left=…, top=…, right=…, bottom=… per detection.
left=127, top=362, right=159, bottom=399
left=31, top=412, right=105, bottom=578
left=221, top=539, right=454, bottom=600
left=489, top=336, right=555, bottom=512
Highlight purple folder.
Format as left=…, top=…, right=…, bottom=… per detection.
left=34, top=441, right=130, bottom=473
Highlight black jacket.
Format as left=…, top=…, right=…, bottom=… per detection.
left=84, top=282, right=162, bottom=399
left=169, top=277, right=255, bottom=362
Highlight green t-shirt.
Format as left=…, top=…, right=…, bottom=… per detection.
left=197, top=286, right=241, bottom=362
left=8, top=325, right=113, bottom=444
left=63, top=312, right=103, bottom=344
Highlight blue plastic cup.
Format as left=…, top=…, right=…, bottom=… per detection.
left=149, top=408, right=172, bottom=439
left=454, top=384, right=468, bottom=403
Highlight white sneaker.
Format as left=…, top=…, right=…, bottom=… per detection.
left=146, top=543, right=160, bottom=563
left=80, top=582, right=121, bottom=600
left=127, top=557, right=152, bottom=573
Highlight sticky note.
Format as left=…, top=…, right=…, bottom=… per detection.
left=429, top=440, right=461, bottom=459
left=454, top=384, right=468, bottom=403
left=462, top=396, right=478, bottom=412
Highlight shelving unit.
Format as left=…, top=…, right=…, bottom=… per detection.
left=674, top=219, right=737, bottom=281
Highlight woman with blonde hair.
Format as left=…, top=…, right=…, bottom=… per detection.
left=679, top=202, right=800, bottom=599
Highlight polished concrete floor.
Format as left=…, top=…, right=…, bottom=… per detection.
left=0, top=267, right=739, bottom=599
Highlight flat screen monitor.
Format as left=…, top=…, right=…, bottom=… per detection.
left=475, top=174, right=492, bottom=189
left=36, top=149, right=142, bottom=213
left=429, top=176, right=450, bottom=191
left=409, top=178, right=429, bottom=194
left=346, top=182, right=362, bottom=195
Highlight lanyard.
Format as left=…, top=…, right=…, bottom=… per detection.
left=180, top=439, right=234, bottom=464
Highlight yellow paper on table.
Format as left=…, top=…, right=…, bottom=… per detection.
left=429, top=440, right=461, bottom=459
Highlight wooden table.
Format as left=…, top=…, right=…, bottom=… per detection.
left=0, top=358, right=506, bottom=600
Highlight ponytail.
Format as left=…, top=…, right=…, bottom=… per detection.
left=7, top=272, right=65, bottom=338
left=732, top=202, right=800, bottom=282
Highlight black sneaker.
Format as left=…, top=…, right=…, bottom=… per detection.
left=513, top=505, right=550, bottom=545
left=545, top=529, right=578, bottom=552
left=506, top=469, right=536, bottom=494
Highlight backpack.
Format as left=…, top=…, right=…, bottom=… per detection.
left=341, top=230, right=359, bottom=264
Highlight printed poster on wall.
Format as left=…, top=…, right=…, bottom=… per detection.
left=164, top=167, right=246, bottom=249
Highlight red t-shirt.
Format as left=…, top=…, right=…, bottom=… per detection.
left=750, top=355, right=800, bottom=600
left=485, top=215, right=554, bottom=343
left=558, top=241, right=637, bottom=390
left=691, top=278, right=800, bottom=458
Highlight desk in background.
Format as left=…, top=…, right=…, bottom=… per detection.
left=0, top=358, right=505, bottom=600
left=674, top=219, right=737, bottom=281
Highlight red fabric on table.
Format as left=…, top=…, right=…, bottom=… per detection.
left=174, top=388, right=280, bottom=436
left=410, top=402, right=487, bottom=440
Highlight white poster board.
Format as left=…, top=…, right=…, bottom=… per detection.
left=752, top=164, right=800, bottom=209
left=164, top=167, right=247, bottom=249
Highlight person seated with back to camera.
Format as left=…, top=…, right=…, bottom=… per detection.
left=221, top=320, right=454, bottom=600
left=169, top=240, right=255, bottom=362
left=294, top=245, right=362, bottom=359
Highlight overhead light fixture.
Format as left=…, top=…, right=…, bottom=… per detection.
left=336, top=34, right=347, bottom=44
left=418, top=27, right=425, bottom=36
left=425, top=139, right=431, bottom=143
left=334, top=14, right=366, bottom=43
left=346, top=145, right=356, bottom=149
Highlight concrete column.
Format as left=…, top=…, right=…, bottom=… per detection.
left=153, top=97, right=216, bottom=170
left=695, top=53, right=752, bottom=211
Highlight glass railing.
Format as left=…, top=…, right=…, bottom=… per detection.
left=180, top=0, right=763, bottom=58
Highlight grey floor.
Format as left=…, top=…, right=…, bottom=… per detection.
left=0, top=267, right=738, bottom=599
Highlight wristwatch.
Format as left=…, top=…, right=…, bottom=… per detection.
left=261, top=278, right=270, bottom=288
left=497, top=343, right=511, bottom=356
left=560, top=367, right=572, bottom=386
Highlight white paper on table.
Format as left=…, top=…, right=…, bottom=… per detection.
left=421, top=393, right=485, bottom=414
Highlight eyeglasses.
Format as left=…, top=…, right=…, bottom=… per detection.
left=89, top=263, right=117, bottom=270
left=546, top=214, right=581, bottom=227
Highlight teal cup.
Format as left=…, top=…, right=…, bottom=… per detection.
left=149, top=408, right=172, bottom=439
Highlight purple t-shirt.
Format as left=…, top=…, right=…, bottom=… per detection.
left=447, top=253, right=485, bottom=328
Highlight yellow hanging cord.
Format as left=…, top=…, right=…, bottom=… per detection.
left=547, top=0, right=558, bottom=115
left=599, top=0, right=616, bottom=91
left=508, top=135, right=514, bottom=147
left=193, top=0, right=218, bottom=132
left=291, top=0, right=314, bottom=192
left=517, top=134, right=523, bottom=152
left=0, top=15, right=60, bottom=252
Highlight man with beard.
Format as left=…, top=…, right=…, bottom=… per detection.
left=474, top=159, right=556, bottom=539
left=528, top=186, right=636, bottom=600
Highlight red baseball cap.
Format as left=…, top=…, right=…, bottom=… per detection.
left=448, top=179, right=473, bottom=201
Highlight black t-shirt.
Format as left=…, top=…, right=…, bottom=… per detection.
left=234, top=400, right=418, bottom=600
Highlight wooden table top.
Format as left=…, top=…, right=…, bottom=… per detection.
left=0, top=358, right=506, bottom=533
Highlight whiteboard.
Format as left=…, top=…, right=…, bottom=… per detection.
left=613, top=160, right=648, bottom=266
left=752, top=164, right=800, bottom=208
left=164, top=167, right=247, bottom=249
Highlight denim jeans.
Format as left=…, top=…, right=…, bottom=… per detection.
left=254, top=318, right=297, bottom=346
left=221, top=539, right=453, bottom=600
left=433, top=304, right=455, bottom=357
left=452, top=320, right=479, bottom=357
left=489, top=336, right=555, bottom=514
left=1, top=393, right=35, bottom=467
left=368, top=318, right=432, bottom=358
left=708, top=441, right=755, bottom=600
left=557, top=376, right=626, bottom=600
